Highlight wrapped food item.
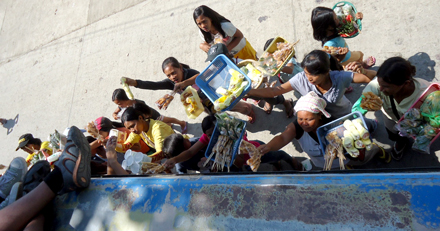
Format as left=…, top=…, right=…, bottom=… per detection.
left=343, top=120, right=360, bottom=140
left=342, top=130, right=355, bottom=149
left=141, top=162, right=166, bottom=174
left=240, top=140, right=262, bottom=172
left=395, top=108, right=424, bottom=137
left=323, top=46, right=348, bottom=62
left=360, top=92, right=383, bottom=111
left=180, top=86, right=204, bottom=119
left=352, top=118, right=370, bottom=140
left=412, top=125, right=439, bottom=154
left=155, top=92, right=175, bottom=110
left=86, top=121, right=104, bottom=142
left=420, top=91, right=440, bottom=128
left=120, top=77, right=134, bottom=100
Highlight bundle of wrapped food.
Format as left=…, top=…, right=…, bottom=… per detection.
left=395, top=90, right=440, bottom=154
left=86, top=121, right=104, bottom=142
left=325, top=118, right=373, bottom=169
left=360, top=92, right=382, bottom=111
left=141, top=162, right=167, bottom=174
left=258, top=41, right=295, bottom=75
left=239, top=140, right=263, bottom=172
left=156, top=92, right=175, bottom=110
left=213, top=69, right=249, bottom=111
left=181, top=86, right=204, bottom=119
left=204, top=113, right=245, bottom=172
left=239, top=62, right=263, bottom=89
left=120, top=77, right=135, bottom=100
left=324, top=131, right=345, bottom=170
left=323, top=46, right=349, bottom=62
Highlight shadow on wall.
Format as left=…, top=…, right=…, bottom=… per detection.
left=1, top=114, right=19, bottom=135
left=408, top=52, right=436, bottom=82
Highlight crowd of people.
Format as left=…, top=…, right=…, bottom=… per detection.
left=0, top=4, right=432, bottom=230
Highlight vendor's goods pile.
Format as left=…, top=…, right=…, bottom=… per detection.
left=213, top=69, right=249, bottom=111
left=259, top=42, right=294, bottom=76
left=204, top=113, right=245, bottom=172
left=324, top=118, right=373, bottom=170
left=334, top=4, right=359, bottom=37
left=396, top=90, right=440, bottom=153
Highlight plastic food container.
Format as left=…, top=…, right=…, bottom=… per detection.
left=317, top=111, right=369, bottom=155
left=397, top=83, right=440, bottom=144
left=260, top=36, right=296, bottom=76
left=196, top=54, right=252, bottom=112
left=204, top=119, right=247, bottom=168
left=181, top=86, right=204, bottom=119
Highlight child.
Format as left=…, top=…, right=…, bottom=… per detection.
left=123, top=57, right=256, bottom=123
left=112, top=88, right=188, bottom=134
left=311, top=6, right=375, bottom=68
left=162, top=134, right=206, bottom=174
left=194, top=5, right=257, bottom=61
left=15, top=134, right=53, bottom=166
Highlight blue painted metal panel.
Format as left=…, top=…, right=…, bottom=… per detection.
left=52, top=172, right=440, bottom=230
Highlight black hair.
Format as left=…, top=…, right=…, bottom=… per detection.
left=163, top=134, right=186, bottom=158
left=28, top=138, right=42, bottom=146
left=121, top=107, right=144, bottom=125
left=377, top=57, right=416, bottom=86
left=193, top=5, right=231, bottom=44
left=202, top=115, right=216, bottom=134
left=263, top=38, right=274, bottom=51
left=112, top=121, right=125, bottom=128
left=301, top=50, right=342, bottom=75
left=311, top=7, right=339, bottom=45
left=161, top=57, right=190, bottom=72
left=132, top=101, right=154, bottom=119
left=112, top=88, right=129, bottom=101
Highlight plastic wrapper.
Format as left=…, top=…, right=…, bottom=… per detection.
left=395, top=108, right=424, bottom=137
left=155, top=92, right=175, bottom=110
left=420, top=91, right=440, bottom=128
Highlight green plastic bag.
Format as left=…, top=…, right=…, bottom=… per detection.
left=420, top=91, right=440, bottom=127
left=351, top=96, right=368, bottom=115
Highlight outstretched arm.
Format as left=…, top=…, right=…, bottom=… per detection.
left=258, top=122, right=297, bottom=155
left=248, top=81, right=293, bottom=98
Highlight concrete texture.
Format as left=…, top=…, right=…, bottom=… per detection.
left=1, top=0, right=440, bottom=171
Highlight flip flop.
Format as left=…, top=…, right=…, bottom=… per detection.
left=391, top=141, right=407, bottom=161
left=263, top=102, right=273, bottom=114
left=181, top=122, right=188, bottom=134
left=362, top=56, right=376, bottom=69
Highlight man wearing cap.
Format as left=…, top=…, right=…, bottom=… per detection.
left=16, top=134, right=53, bottom=166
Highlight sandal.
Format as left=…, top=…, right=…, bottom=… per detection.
left=284, top=99, right=294, bottom=118
left=362, top=56, right=376, bottom=69
left=391, top=141, right=407, bottom=161
left=181, top=122, right=188, bottom=134
left=263, top=102, right=273, bottom=114
left=377, top=146, right=391, bottom=164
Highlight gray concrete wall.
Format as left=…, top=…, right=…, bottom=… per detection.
left=1, top=0, right=439, bottom=170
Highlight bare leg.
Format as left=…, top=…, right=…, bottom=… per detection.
left=0, top=182, right=54, bottom=231
left=23, top=213, right=45, bottom=231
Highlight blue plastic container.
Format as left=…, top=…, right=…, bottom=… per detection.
left=317, top=111, right=369, bottom=155
left=205, top=119, right=247, bottom=168
left=195, top=54, right=252, bottom=112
